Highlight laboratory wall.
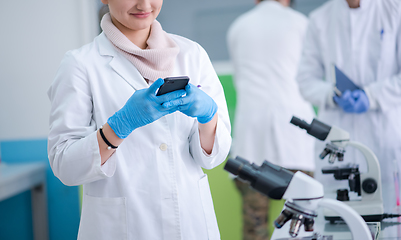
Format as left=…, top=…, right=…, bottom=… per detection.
left=0, top=0, right=328, bottom=239
left=0, top=1, right=98, bottom=240
left=158, top=0, right=329, bottom=61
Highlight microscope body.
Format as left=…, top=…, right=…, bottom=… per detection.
left=224, top=157, right=372, bottom=240
left=290, top=116, right=384, bottom=222
left=322, top=141, right=384, bottom=222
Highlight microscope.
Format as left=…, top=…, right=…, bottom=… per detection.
left=224, top=156, right=373, bottom=240
left=290, top=116, right=386, bottom=223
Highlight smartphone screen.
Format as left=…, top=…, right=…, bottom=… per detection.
left=156, top=76, right=190, bottom=96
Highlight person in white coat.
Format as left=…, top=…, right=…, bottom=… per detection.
left=47, top=0, right=231, bottom=239
left=227, top=0, right=315, bottom=238
left=297, top=0, right=401, bottom=215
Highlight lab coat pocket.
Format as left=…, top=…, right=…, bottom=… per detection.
left=78, top=194, right=127, bottom=240
left=198, top=174, right=220, bottom=240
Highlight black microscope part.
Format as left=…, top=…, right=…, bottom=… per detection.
left=337, top=152, right=344, bottom=161
left=290, top=116, right=331, bottom=141
left=319, top=148, right=331, bottom=159
left=304, top=218, right=315, bottom=232
left=362, top=178, right=378, bottom=194
left=274, top=209, right=293, bottom=229
left=321, top=164, right=359, bottom=180
left=382, top=214, right=401, bottom=219
left=326, top=213, right=401, bottom=223
left=322, top=164, right=362, bottom=196
left=224, top=156, right=294, bottom=200
left=336, top=189, right=350, bottom=201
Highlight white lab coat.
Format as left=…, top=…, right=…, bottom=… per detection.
left=297, top=0, right=401, bottom=213
left=47, top=32, right=232, bottom=240
left=227, top=1, right=316, bottom=171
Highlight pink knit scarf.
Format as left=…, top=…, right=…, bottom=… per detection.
left=101, top=13, right=180, bottom=83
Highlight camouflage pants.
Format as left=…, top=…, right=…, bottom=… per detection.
left=234, top=170, right=314, bottom=240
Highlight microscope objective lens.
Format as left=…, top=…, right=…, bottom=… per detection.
left=289, top=215, right=304, bottom=237
left=303, top=218, right=315, bottom=232
left=328, top=153, right=337, bottom=164
left=319, top=148, right=330, bottom=159
left=274, top=209, right=292, bottom=228
left=337, top=152, right=344, bottom=161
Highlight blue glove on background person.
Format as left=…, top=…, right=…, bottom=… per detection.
left=333, top=89, right=370, bottom=113
left=163, top=83, right=218, bottom=124
left=108, top=78, right=186, bottom=139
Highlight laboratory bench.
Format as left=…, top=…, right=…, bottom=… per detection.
left=0, top=162, right=49, bottom=240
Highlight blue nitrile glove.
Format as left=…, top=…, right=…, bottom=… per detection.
left=108, top=78, right=186, bottom=138
left=163, top=83, right=218, bottom=124
left=333, top=89, right=370, bottom=113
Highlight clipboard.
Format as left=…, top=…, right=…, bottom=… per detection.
left=331, top=64, right=360, bottom=96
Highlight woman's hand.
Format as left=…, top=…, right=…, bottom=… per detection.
left=107, top=78, right=186, bottom=139
left=163, top=83, right=218, bottom=123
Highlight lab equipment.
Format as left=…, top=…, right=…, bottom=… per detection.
left=290, top=116, right=401, bottom=222
left=108, top=78, right=185, bottom=138
left=163, top=83, right=217, bottom=124
left=156, top=76, right=189, bottom=96
left=224, top=156, right=373, bottom=240
left=333, top=89, right=370, bottom=113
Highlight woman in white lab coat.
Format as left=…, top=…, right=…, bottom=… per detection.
left=47, top=0, right=231, bottom=239
left=297, top=0, right=401, bottom=213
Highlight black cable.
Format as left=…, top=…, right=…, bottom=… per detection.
left=382, top=213, right=401, bottom=219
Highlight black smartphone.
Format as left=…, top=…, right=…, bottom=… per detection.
left=156, top=76, right=190, bottom=96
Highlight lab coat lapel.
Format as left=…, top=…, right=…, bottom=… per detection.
left=109, top=55, right=148, bottom=90
left=98, top=33, right=148, bottom=91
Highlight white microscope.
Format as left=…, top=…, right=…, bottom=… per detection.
left=224, top=156, right=373, bottom=240
left=290, top=116, right=398, bottom=223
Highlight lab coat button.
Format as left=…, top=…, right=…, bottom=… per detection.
left=159, top=143, right=168, bottom=151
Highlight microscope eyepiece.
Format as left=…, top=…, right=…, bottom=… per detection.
left=224, top=157, right=294, bottom=199
left=224, top=156, right=246, bottom=176
left=224, top=156, right=257, bottom=183
left=290, top=116, right=311, bottom=132
left=290, top=116, right=331, bottom=141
